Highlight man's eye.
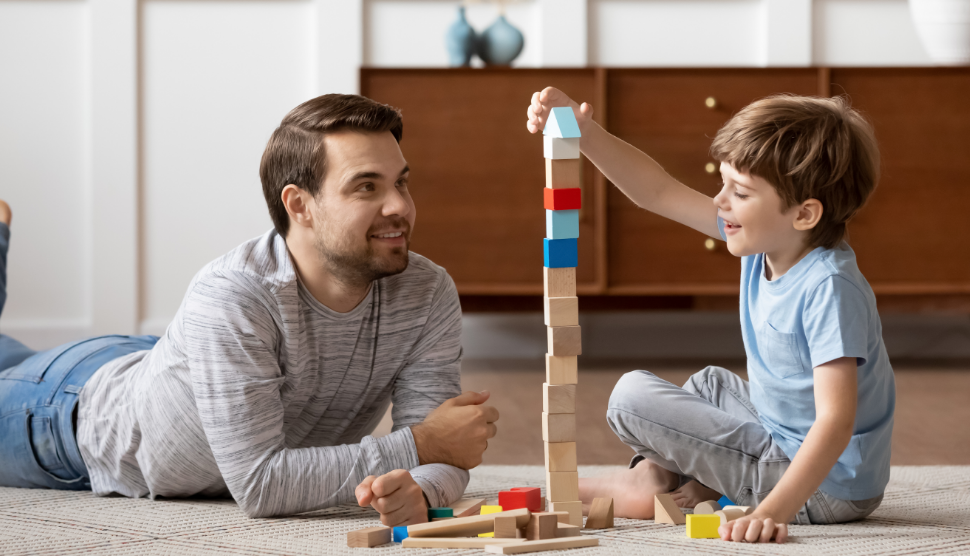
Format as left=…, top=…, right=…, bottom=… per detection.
left=397, top=179, right=409, bottom=188
left=359, top=183, right=375, bottom=192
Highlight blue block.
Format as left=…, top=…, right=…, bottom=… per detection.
left=546, top=209, right=579, bottom=239
left=392, top=526, right=409, bottom=542
left=717, top=495, right=735, bottom=507
left=543, top=106, right=582, bottom=138
left=544, top=238, right=578, bottom=268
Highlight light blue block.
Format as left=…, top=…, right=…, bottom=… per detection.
left=543, top=106, right=582, bottom=138
left=546, top=210, right=579, bottom=239
left=544, top=238, right=578, bottom=268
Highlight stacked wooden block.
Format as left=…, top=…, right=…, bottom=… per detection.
left=541, top=107, right=582, bottom=527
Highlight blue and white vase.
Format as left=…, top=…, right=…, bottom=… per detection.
left=477, top=14, right=524, bottom=66
left=445, top=6, right=477, bottom=67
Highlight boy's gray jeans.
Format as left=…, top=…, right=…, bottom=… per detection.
left=608, top=367, right=883, bottom=525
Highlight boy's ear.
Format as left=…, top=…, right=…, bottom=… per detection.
left=792, top=198, right=823, bottom=231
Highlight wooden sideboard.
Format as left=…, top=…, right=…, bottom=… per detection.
left=360, top=67, right=970, bottom=309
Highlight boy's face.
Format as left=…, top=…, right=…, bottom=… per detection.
left=713, top=162, right=806, bottom=258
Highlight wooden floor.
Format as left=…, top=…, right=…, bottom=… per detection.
left=450, top=359, right=970, bottom=466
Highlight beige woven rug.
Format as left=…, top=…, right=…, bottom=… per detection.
left=2, top=465, right=969, bottom=555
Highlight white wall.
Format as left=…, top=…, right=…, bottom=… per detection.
left=0, top=0, right=939, bottom=350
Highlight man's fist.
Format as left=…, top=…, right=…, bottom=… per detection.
left=526, top=87, right=594, bottom=135
left=355, top=470, right=428, bottom=527
left=411, top=391, right=499, bottom=470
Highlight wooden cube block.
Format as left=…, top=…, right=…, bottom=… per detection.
left=686, top=514, right=721, bottom=539
left=546, top=471, right=579, bottom=503
left=494, top=515, right=520, bottom=538
left=347, top=526, right=391, bottom=547
left=547, top=325, right=581, bottom=356
left=542, top=384, right=576, bottom=414
left=545, top=209, right=580, bottom=240
left=542, top=412, right=575, bottom=442
left=499, top=487, right=542, bottom=512
left=544, top=136, right=580, bottom=159
left=543, top=238, right=578, bottom=268
left=584, top=497, right=614, bottom=529
left=478, top=505, right=504, bottom=537
left=694, top=500, right=721, bottom=515
left=545, top=158, right=581, bottom=189
left=544, top=296, right=578, bottom=327
left=550, top=500, right=582, bottom=527
left=545, top=355, right=577, bottom=385
left=544, top=441, right=577, bottom=472
left=543, top=188, right=582, bottom=211
left=556, top=522, right=581, bottom=537
left=525, top=512, right=559, bottom=540
left=543, top=267, right=576, bottom=298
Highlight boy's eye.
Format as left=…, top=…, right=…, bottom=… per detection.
left=734, top=192, right=748, bottom=200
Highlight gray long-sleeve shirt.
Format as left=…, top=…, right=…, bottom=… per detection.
left=77, top=229, right=468, bottom=517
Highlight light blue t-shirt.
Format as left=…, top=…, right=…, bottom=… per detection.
left=721, top=218, right=896, bottom=500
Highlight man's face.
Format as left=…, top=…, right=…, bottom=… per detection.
left=713, top=162, right=802, bottom=258
left=311, top=130, right=415, bottom=285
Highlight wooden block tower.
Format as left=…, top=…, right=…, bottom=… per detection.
left=541, top=107, right=582, bottom=527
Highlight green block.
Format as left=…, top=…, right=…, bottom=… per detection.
left=428, top=507, right=454, bottom=519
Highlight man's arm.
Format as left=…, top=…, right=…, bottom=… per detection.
left=527, top=87, right=720, bottom=239
left=720, top=357, right=858, bottom=543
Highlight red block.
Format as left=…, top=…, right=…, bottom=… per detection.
left=498, top=487, right=542, bottom=512
left=544, top=188, right=581, bottom=211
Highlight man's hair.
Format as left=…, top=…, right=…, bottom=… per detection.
left=259, top=94, right=403, bottom=237
left=710, top=94, right=880, bottom=249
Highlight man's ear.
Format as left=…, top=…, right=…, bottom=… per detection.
left=281, top=184, right=314, bottom=230
left=793, top=198, right=823, bottom=231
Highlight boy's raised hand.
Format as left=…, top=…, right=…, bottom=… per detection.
left=526, top=87, right=594, bottom=135
left=718, top=514, right=789, bottom=544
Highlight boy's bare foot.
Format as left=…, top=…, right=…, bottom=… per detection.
left=670, top=480, right=722, bottom=509
left=577, top=459, right=679, bottom=520
left=0, top=200, right=10, bottom=226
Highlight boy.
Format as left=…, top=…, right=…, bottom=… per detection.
left=527, top=89, right=894, bottom=544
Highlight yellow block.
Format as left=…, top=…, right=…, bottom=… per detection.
left=478, top=505, right=504, bottom=537
left=686, top=514, right=720, bottom=539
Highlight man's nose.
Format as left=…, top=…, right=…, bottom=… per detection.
left=383, top=187, right=410, bottom=218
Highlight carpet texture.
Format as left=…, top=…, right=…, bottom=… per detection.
left=2, top=465, right=969, bottom=555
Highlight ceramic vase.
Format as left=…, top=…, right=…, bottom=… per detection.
left=477, top=14, right=524, bottom=66
left=909, top=0, right=970, bottom=64
left=446, top=6, right=477, bottom=67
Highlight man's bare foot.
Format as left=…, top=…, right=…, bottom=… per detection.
left=670, top=480, right=721, bottom=509
left=0, top=200, right=10, bottom=226
left=577, top=459, right=679, bottom=520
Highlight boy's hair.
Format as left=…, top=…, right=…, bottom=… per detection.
left=259, top=94, right=403, bottom=237
left=710, top=94, right=879, bottom=249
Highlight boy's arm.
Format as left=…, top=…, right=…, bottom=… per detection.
left=527, top=87, right=720, bottom=238
left=720, top=356, right=858, bottom=543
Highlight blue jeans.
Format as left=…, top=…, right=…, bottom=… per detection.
left=0, top=223, right=158, bottom=489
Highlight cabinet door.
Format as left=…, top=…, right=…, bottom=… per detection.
left=832, top=68, right=970, bottom=293
left=361, top=69, right=599, bottom=294
left=606, top=69, right=819, bottom=294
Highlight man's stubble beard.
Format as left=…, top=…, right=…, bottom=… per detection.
left=313, top=218, right=411, bottom=288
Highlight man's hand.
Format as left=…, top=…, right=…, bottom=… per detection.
left=355, top=470, right=428, bottom=527
left=718, top=513, right=789, bottom=544
left=410, top=391, right=499, bottom=470
left=526, top=87, right=595, bottom=135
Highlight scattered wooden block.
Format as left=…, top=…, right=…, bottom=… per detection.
left=499, top=487, right=542, bottom=512
left=545, top=354, right=578, bottom=385
left=542, top=383, right=576, bottom=414
left=543, top=267, right=576, bottom=298
left=543, top=188, right=582, bottom=211
left=547, top=325, right=582, bottom=356
left=717, top=495, right=734, bottom=508
left=484, top=536, right=598, bottom=554
left=550, top=500, right=583, bottom=527
left=543, top=238, right=578, bottom=268
left=546, top=471, right=579, bottom=503
left=723, top=505, right=752, bottom=516
left=392, top=525, right=409, bottom=542
left=449, top=497, right=486, bottom=518
left=544, top=441, right=577, bottom=472
left=543, top=107, right=582, bottom=139
left=545, top=158, right=581, bottom=189
left=478, top=505, right=505, bottom=537
left=428, top=507, right=453, bottom=519
left=556, top=522, right=581, bottom=537
left=402, top=537, right=527, bottom=549
left=525, top=512, right=559, bottom=540
left=694, top=500, right=722, bottom=515
left=543, top=296, right=579, bottom=327
left=408, top=507, right=530, bottom=538
left=686, top=514, right=720, bottom=539
left=494, top=515, right=521, bottom=538
left=715, top=508, right=747, bottom=526
left=542, top=412, right=576, bottom=442
left=543, top=136, right=580, bottom=159
left=545, top=209, right=580, bottom=240
left=347, top=526, right=391, bottom=547
left=585, top=497, right=614, bottom=529
left=654, top=493, right=686, bottom=525
left=540, top=496, right=546, bottom=512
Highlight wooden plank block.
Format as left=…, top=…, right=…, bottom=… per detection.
left=545, top=158, right=581, bottom=190
left=402, top=537, right=527, bottom=549
left=550, top=501, right=582, bottom=527
left=545, top=355, right=577, bottom=385
left=686, top=514, right=720, bottom=539
left=543, top=267, right=576, bottom=298
left=547, top=325, right=581, bottom=356
left=544, top=296, right=578, bottom=327
left=525, top=512, right=559, bottom=540
left=545, top=209, right=580, bottom=240
left=654, top=493, right=685, bottom=525
left=494, top=515, right=521, bottom=539
left=449, top=497, right=486, bottom=518
left=542, top=383, right=576, bottom=414
left=715, top=508, right=747, bottom=526
left=408, top=508, right=530, bottom=538
left=546, top=471, right=579, bottom=503
left=541, top=412, right=575, bottom=442
left=584, top=497, right=613, bottom=529
left=543, top=238, right=578, bottom=268
left=556, top=522, right=581, bottom=537
left=543, top=136, right=580, bottom=159
left=543, top=188, right=582, bottom=211
left=694, top=500, right=722, bottom=515
left=347, top=526, right=391, bottom=547
left=544, top=441, right=577, bottom=472
left=485, top=536, right=598, bottom=554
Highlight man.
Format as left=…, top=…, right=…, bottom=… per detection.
left=0, top=94, right=497, bottom=525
